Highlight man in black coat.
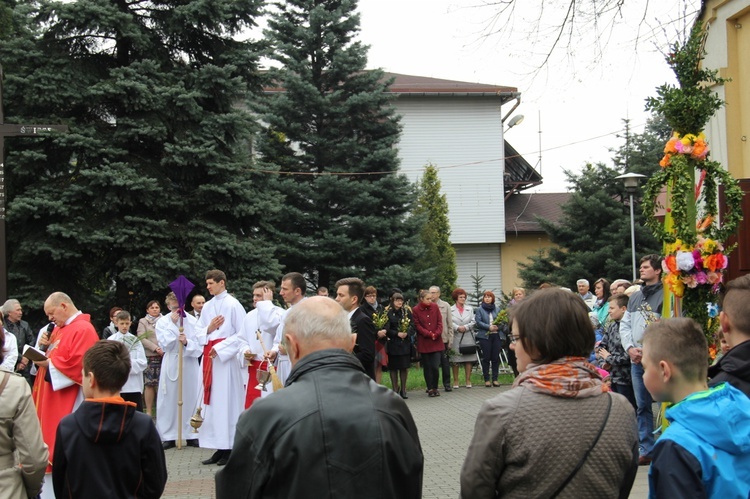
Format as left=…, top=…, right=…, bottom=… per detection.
left=334, top=277, right=377, bottom=380
left=215, top=297, right=423, bottom=499
left=709, top=274, right=750, bottom=397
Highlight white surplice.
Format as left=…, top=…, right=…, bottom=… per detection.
left=155, top=312, right=205, bottom=442
left=107, top=332, right=147, bottom=394
left=239, top=302, right=281, bottom=398
left=255, top=300, right=290, bottom=385
left=195, top=291, right=246, bottom=450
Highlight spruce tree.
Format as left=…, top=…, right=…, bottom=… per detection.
left=0, top=0, right=279, bottom=319
left=257, top=0, right=424, bottom=292
left=518, top=116, right=667, bottom=288
left=413, top=164, right=457, bottom=295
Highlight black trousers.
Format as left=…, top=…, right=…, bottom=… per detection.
left=439, top=342, right=451, bottom=387
left=421, top=351, right=441, bottom=390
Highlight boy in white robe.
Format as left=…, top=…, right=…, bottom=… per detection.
left=156, top=292, right=205, bottom=449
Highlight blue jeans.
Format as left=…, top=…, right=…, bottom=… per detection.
left=631, top=362, right=654, bottom=456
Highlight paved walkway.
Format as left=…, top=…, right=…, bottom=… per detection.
left=162, top=385, right=649, bottom=498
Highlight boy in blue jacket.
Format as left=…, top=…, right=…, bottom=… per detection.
left=642, top=318, right=750, bottom=498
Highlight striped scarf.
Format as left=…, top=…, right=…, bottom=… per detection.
left=513, top=356, right=609, bottom=398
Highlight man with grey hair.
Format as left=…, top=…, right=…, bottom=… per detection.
left=430, top=285, right=454, bottom=391
left=216, top=297, right=424, bottom=498
left=576, top=279, right=596, bottom=309
left=2, top=298, right=36, bottom=384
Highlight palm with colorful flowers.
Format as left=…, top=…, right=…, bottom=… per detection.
left=642, top=22, right=743, bottom=352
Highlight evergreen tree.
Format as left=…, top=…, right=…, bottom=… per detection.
left=413, top=164, right=457, bottom=295
left=256, top=0, right=424, bottom=292
left=518, top=116, right=667, bottom=288
left=0, top=0, right=280, bottom=320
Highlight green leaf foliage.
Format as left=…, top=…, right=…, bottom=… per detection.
left=1, top=0, right=280, bottom=325
left=255, top=0, right=426, bottom=292
left=518, top=117, right=666, bottom=289
left=645, top=22, right=728, bottom=135
left=413, top=164, right=457, bottom=295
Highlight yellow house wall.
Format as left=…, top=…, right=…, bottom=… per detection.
left=501, top=233, right=553, bottom=294
left=702, top=0, right=750, bottom=179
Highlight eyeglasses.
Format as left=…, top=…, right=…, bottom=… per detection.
left=509, top=335, right=521, bottom=344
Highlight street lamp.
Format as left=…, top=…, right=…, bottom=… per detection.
left=616, top=172, right=647, bottom=281
left=504, top=114, right=525, bottom=133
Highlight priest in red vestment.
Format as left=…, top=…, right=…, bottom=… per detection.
left=32, top=292, right=99, bottom=470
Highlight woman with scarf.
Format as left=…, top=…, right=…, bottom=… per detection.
left=138, top=300, right=164, bottom=417
left=474, top=291, right=503, bottom=387
left=461, top=288, right=638, bottom=498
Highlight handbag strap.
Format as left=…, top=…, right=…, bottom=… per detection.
left=552, top=392, right=613, bottom=497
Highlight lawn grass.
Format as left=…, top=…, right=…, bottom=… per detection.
left=378, top=364, right=516, bottom=392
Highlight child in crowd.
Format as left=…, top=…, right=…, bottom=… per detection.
left=596, top=294, right=636, bottom=409
left=107, top=310, right=147, bottom=411
left=710, top=329, right=730, bottom=366
left=52, top=340, right=167, bottom=499
left=642, top=318, right=750, bottom=498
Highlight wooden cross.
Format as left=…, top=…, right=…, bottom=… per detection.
left=0, top=64, right=68, bottom=301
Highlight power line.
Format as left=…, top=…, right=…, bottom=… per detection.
left=249, top=121, right=648, bottom=176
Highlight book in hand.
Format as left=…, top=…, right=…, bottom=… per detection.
left=22, top=344, right=48, bottom=362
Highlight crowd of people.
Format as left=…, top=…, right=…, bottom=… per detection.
left=1, top=259, right=749, bottom=497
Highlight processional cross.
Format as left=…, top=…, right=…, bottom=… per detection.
left=0, top=64, right=68, bottom=301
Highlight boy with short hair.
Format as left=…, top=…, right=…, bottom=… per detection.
left=642, top=318, right=750, bottom=498
left=107, top=310, right=147, bottom=411
left=708, top=273, right=750, bottom=396
left=52, top=340, right=167, bottom=498
left=596, top=294, right=636, bottom=409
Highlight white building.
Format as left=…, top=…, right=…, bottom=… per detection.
left=387, top=73, right=540, bottom=294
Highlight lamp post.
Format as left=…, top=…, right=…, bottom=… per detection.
left=616, top=172, right=647, bottom=281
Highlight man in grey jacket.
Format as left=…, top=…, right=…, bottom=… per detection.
left=430, top=286, right=455, bottom=391
left=619, top=254, right=663, bottom=465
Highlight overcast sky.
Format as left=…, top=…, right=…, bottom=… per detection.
left=356, top=0, right=702, bottom=192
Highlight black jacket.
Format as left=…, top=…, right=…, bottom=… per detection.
left=215, top=349, right=424, bottom=499
left=351, top=306, right=377, bottom=378
left=708, top=339, right=750, bottom=397
left=386, top=306, right=413, bottom=356
left=53, top=398, right=167, bottom=499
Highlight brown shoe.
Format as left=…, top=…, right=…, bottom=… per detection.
left=638, top=456, right=652, bottom=466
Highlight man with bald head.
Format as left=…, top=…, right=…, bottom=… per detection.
left=216, top=297, right=424, bottom=499
left=32, top=292, right=99, bottom=470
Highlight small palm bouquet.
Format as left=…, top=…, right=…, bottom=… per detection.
left=492, top=309, right=509, bottom=327
left=372, top=310, right=389, bottom=329
left=398, top=315, right=411, bottom=334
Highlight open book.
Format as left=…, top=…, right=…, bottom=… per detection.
left=22, top=344, right=48, bottom=362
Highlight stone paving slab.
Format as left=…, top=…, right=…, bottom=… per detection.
left=162, top=385, right=649, bottom=498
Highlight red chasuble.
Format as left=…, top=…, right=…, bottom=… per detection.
left=32, top=313, right=99, bottom=470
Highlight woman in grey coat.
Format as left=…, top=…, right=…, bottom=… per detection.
left=450, top=288, right=476, bottom=388
left=461, top=288, right=638, bottom=498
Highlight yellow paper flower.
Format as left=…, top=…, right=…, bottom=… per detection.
left=702, top=238, right=718, bottom=254
left=681, top=133, right=697, bottom=145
